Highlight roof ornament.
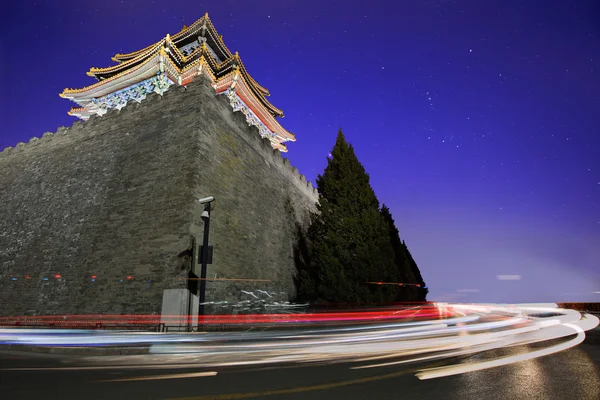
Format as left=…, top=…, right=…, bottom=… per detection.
left=159, top=47, right=166, bottom=73
left=231, top=66, right=240, bottom=89
left=153, top=72, right=172, bottom=96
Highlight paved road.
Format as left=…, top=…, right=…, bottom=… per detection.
left=1, top=328, right=598, bottom=400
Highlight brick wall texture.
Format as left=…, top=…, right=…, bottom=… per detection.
left=0, top=76, right=318, bottom=316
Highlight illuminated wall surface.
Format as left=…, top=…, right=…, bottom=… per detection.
left=0, top=76, right=318, bottom=316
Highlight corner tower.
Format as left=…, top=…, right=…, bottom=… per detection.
left=59, top=13, right=294, bottom=152
left=0, top=14, right=317, bottom=319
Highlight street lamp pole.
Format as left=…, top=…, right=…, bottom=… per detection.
left=198, top=197, right=213, bottom=318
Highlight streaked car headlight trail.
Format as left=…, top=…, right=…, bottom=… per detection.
left=0, top=303, right=597, bottom=380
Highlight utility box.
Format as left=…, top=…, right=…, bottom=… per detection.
left=198, top=245, right=214, bottom=264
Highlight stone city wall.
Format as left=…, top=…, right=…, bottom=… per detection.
left=0, top=76, right=317, bottom=316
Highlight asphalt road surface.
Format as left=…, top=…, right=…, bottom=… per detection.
left=1, top=328, right=598, bottom=400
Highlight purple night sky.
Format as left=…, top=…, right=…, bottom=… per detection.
left=1, top=1, right=599, bottom=303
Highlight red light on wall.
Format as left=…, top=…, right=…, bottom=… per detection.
left=91, top=275, right=97, bottom=279
left=377, top=282, right=383, bottom=285
left=25, top=275, right=31, bottom=279
left=54, top=274, right=62, bottom=279
left=416, top=284, right=421, bottom=287
left=126, top=275, right=133, bottom=281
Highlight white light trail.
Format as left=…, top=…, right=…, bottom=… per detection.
left=95, top=371, right=217, bottom=382
left=1, top=304, right=597, bottom=380
left=415, top=316, right=596, bottom=380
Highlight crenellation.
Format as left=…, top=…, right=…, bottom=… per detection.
left=0, top=121, right=75, bottom=159
left=271, top=148, right=285, bottom=168
left=56, top=126, right=69, bottom=136
left=72, top=119, right=85, bottom=130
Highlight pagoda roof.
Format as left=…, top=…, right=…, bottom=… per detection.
left=80, top=14, right=280, bottom=118
left=59, top=13, right=294, bottom=151
left=60, top=51, right=163, bottom=100
left=111, top=13, right=232, bottom=63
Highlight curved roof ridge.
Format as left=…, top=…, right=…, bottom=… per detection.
left=89, top=40, right=165, bottom=78
left=61, top=52, right=161, bottom=97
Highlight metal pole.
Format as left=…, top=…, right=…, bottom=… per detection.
left=188, top=236, right=196, bottom=332
left=198, top=203, right=211, bottom=317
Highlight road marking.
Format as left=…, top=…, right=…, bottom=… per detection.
left=168, top=362, right=446, bottom=400
left=95, top=371, right=217, bottom=382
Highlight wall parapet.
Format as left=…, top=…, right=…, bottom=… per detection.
left=1, top=123, right=82, bottom=160
left=0, top=88, right=163, bottom=161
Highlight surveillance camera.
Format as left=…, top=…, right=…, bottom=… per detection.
left=198, top=196, right=214, bottom=204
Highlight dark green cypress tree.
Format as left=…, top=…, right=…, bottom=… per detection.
left=302, top=130, right=400, bottom=305
left=380, top=205, right=416, bottom=301
left=402, top=240, right=428, bottom=301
